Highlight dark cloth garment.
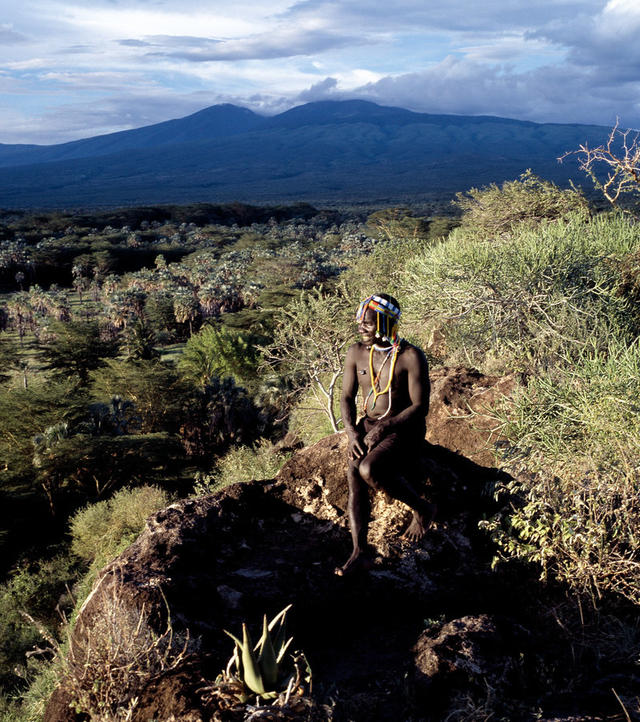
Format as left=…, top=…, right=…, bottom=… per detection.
left=355, top=414, right=425, bottom=454
left=352, top=415, right=426, bottom=491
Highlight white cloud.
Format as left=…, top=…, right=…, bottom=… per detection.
left=58, top=5, right=261, bottom=39
left=0, top=24, right=29, bottom=43
left=1, top=0, right=639, bottom=144
left=140, top=28, right=361, bottom=62
left=336, top=55, right=636, bottom=128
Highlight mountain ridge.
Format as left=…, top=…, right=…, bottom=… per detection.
left=0, top=100, right=609, bottom=208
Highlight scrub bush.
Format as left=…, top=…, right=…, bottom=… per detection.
left=454, top=170, right=589, bottom=240
left=69, top=485, right=170, bottom=570
left=483, top=337, right=640, bottom=604
left=403, top=212, right=640, bottom=372
left=193, top=440, right=292, bottom=495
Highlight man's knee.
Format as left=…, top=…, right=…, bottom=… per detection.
left=358, top=458, right=382, bottom=490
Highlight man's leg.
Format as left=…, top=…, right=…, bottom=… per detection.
left=359, top=438, right=435, bottom=541
left=387, top=475, right=436, bottom=541
left=336, top=461, right=373, bottom=575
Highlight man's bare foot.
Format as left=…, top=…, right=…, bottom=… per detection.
left=335, top=550, right=374, bottom=577
left=402, top=502, right=437, bottom=542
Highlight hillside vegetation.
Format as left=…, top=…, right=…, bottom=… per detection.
left=1, top=177, right=639, bottom=719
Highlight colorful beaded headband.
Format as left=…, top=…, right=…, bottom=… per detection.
left=355, top=295, right=401, bottom=323
left=356, top=294, right=401, bottom=344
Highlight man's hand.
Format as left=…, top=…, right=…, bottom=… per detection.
left=346, top=428, right=365, bottom=460
left=363, top=420, right=388, bottom=450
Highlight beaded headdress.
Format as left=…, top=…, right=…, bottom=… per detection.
left=356, top=294, right=401, bottom=344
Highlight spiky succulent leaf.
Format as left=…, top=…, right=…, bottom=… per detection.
left=269, top=604, right=292, bottom=657
left=275, top=636, right=294, bottom=664
left=257, top=615, right=279, bottom=688
left=303, top=652, right=313, bottom=685
left=267, top=604, right=292, bottom=633
left=224, top=629, right=243, bottom=648
left=241, top=623, right=266, bottom=695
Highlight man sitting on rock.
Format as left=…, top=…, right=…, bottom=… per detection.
left=337, top=293, right=435, bottom=576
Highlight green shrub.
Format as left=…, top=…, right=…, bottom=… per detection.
left=180, top=376, right=263, bottom=457
left=365, top=207, right=430, bottom=241
left=342, top=236, right=433, bottom=305
left=0, top=553, right=76, bottom=690
left=454, top=170, right=590, bottom=240
left=69, top=485, right=170, bottom=569
left=7, top=657, right=63, bottom=722
left=483, top=336, right=640, bottom=604
left=0, top=693, right=23, bottom=722
left=403, top=212, right=640, bottom=372
left=287, top=381, right=343, bottom=446
left=193, top=440, right=292, bottom=495
left=263, top=286, right=354, bottom=433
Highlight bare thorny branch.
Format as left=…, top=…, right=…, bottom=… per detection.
left=559, top=119, right=640, bottom=208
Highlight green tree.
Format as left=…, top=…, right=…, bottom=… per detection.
left=0, top=336, right=29, bottom=387
left=0, top=381, right=89, bottom=520
left=6, top=292, right=33, bottom=347
left=120, top=319, right=159, bottom=361
left=91, top=359, right=188, bottom=433
left=178, top=324, right=264, bottom=391
left=262, top=287, right=354, bottom=432
left=145, top=291, right=179, bottom=341
left=172, top=288, right=199, bottom=336
left=38, top=320, right=118, bottom=385
left=52, top=434, right=181, bottom=501
left=0, top=381, right=89, bottom=486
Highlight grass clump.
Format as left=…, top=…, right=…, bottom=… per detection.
left=193, top=440, right=292, bottom=495
left=70, top=485, right=170, bottom=570
left=483, top=336, right=640, bottom=604
left=403, top=212, right=640, bottom=372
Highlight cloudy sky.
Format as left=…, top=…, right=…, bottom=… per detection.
left=1, top=0, right=638, bottom=145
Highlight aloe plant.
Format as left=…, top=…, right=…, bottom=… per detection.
left=224, top=604, right=295, bottom=700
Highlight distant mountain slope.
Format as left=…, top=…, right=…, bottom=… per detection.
left=0, top=101, right=608, bottom=208
left=0, top=104, right=263, bottom=169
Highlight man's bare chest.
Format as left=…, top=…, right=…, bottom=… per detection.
left=357, top=349, right=405, bottom=393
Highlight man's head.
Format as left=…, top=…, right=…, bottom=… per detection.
left=356, top=293, right=401, bottom=346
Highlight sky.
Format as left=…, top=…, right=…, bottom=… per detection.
left=1, top=0, right=638, bottom=145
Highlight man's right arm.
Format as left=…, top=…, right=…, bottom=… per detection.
left=340, top=344, right=365, bottom=459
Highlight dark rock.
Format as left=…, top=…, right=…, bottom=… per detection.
left=412, top=614, right=530, bottom=719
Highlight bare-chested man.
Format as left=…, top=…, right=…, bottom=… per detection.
left=337, top=293, right=435, bottom=576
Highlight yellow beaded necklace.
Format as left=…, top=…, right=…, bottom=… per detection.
left=363, top=341, right=401, bottom=416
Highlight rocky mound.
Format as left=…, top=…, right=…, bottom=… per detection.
left=44, top=368, right=634, bottom=721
